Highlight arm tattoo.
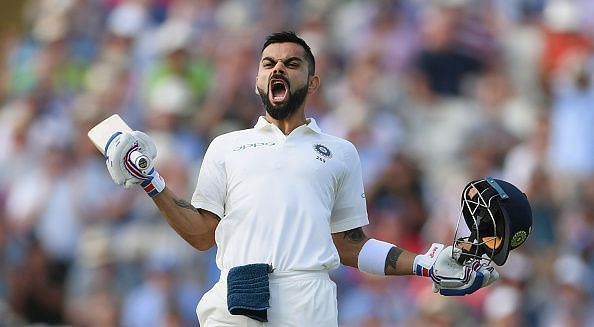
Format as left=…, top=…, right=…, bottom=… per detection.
left=174, top=198, right=199, bottom=212
left=385, top=247, right=403, bottom=273
left=342, top=227, right=365, bottom=243
left=174, top=198, right=222, bottom=221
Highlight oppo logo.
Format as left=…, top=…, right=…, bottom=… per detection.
left=233, top=142, right=276, bottom=151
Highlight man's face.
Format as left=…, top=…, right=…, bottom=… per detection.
left=256, top=42, right=312, bottom=120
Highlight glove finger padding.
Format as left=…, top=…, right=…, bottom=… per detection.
left=431, top=246, right=498, bottom=296
left=104, top=130, right=165, bottom=197
left=437, top=265, right=498, bottom=296
left=414, top=244, right=498, bottom=296
left=431, top=246, right=468, bottom=287
left=106, top=131, right=157, bottom=188
left=106, top=132, right=141, bottom=188
left=130, top=130, right=157, bottom=159
left=481, top=265, right=499, bottom=288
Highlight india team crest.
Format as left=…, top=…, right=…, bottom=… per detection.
left=313, top=144, right=332, bottom=159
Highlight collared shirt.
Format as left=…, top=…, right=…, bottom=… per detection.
left=192, top=116, right=369, bottom=272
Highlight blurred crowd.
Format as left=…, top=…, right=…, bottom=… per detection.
left=1, top=0, right=594, bottom=326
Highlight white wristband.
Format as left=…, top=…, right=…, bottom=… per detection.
left=357, top=239, right=394, bottom=276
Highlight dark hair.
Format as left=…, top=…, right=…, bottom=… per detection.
left=261, top=31, right=315, bottom=76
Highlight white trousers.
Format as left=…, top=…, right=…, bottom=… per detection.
left=196, top=270, right=338, bottom=326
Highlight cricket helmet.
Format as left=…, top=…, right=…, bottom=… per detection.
left=453, top=177, right=533, bottom=266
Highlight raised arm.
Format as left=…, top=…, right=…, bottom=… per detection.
left=152, top=187, right=219, bottom=250
left=103, top=130, right=219, bottom=251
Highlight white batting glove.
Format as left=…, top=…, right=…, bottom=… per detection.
left=105, top=130, right=165, bottom=197
left=413, top=244, right=499, bottom=296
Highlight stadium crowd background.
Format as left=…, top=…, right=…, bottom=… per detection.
left=0, top=0, right=593, bottom=326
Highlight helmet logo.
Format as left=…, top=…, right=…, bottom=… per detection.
left=511, top=230, right=528, bottom=248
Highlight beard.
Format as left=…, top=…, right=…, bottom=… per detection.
left=258, top=82, right=309, bottom=120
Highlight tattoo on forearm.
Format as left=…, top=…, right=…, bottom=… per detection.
left=342, top=227, right=365, bottom=243
left=385, top=247, right=403, bottom=273
left=174, top=198, right=199, bottom=212
left=173, top=198, right=221, bottom=222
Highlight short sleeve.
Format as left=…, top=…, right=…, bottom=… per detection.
left=191, top=136, right=227, bottom=219
left=330, top=142, right=369, bottom=233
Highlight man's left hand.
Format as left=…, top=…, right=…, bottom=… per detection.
left=431, top=246, right=499, bottom=296
left=414, top=244, right=499, bottom=296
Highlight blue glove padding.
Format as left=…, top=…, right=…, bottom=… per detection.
left=414, top=244, right=499, bottom=296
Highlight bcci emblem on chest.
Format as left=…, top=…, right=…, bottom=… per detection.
left=313, top=144, right=332, bottom=163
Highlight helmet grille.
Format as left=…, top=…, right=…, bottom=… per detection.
left=454, top=178, right=506, bottom=265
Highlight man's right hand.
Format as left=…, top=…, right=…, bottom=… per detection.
left=105, top=130, right=165, bottom=197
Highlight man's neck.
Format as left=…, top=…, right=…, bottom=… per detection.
left=264, top=113, right=308, bottom=135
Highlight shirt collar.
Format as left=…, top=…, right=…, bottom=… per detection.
left=254, top=116, right=322, bottom=134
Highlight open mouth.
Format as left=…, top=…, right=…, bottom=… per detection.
left=269, top=78, right=288, bottom=104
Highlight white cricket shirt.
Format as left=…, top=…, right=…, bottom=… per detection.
left=191, top=117, right=369, bottom=272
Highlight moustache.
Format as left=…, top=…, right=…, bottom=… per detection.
left=269, top=74, right=289, bottom=85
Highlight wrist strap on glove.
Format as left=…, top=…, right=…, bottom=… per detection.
left=140, top=169, right=165, bottom=197
left=413, top=243, right=444, bottom=282
left=413, top=243, right=444, bottom=276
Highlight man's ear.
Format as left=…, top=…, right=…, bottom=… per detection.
left=308, top=75, right=320, bottom=94
left=255, top=79, right=260, bottom=95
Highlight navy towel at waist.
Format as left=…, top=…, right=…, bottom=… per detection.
left=227, top=263, right=272, bottom=322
